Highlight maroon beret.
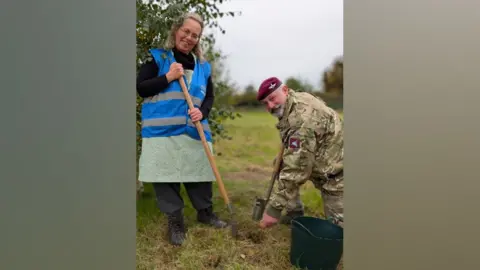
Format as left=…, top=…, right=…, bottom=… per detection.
left=257, top=77, right=282, bottom=101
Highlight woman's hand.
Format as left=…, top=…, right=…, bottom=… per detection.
left=166, top=62, right=184, bottom=82
left=188, top=108, right=203, bottom=122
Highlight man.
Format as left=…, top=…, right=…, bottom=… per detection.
left=256, top=77, right=344, bottom=229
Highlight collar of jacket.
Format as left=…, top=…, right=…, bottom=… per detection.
left=275, top=89, right=297, bottom=130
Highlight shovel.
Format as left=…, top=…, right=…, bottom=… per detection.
left=252, top=144, right=285, bottom=221
left=178, top=76, right=238, bottom=238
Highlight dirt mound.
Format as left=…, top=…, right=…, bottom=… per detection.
left=225, top=164, right=272, bottom=181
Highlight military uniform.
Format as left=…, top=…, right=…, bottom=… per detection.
left=265, top=89, right=344, bottom=226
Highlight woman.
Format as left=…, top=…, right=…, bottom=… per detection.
left=136, top=12, right=227, bottom=246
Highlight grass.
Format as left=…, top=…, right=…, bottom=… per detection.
left=136, top=109, right=343, bottom=270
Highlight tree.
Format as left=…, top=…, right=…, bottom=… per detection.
left=285, top=77, right=303, bottom=91
left=202, top=45, right=241, bottom=141
left=244, top=84, right=256, bottom=95
left=321, top=56, right=343, bottom=95
left=285, top=76, right=314, bottom=93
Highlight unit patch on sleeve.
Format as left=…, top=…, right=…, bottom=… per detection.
left=288, top=137, right=301, bottom=150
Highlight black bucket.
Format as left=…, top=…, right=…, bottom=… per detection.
left=290, top=216, right=343, bottom=270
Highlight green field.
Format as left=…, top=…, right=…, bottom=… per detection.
left=136, top=110, right=340, bottom=270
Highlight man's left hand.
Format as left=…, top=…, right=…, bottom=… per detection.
left=259, top=212, right=279, bottom=229
left=188, top=108, right=203, bottom=122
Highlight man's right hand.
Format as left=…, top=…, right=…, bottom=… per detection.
left=166, top=62, right=184, bottom=82
left=259, top=212, right=280, bottom=229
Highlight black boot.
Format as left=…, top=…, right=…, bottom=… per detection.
left=197, top=206, right=228, bottom=228
left=167, top=210, right=186, bottom=246
left=280, top=210, right=305, bottom=225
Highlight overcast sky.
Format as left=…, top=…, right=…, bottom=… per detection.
left=209, top=0, right=343, bottom=91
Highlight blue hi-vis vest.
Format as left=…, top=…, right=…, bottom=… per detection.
left=141, top=48, right=212, bottom=142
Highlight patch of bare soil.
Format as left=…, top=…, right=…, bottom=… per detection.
left=224, top=164, right=273, bottom=181
left=237, top=229, right=267, bottom=244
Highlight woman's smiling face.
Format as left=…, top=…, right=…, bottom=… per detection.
left=175, top=18, right=202, bottom=54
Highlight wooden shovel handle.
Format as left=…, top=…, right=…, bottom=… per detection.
left=264, top=144, right=285, bottom=200
left=178, top=77, right=231, bottom=205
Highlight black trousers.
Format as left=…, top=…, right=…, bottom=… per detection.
left=152, top=182, right=213, bottom=214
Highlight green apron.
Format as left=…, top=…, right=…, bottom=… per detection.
left=138, top=68, right=215, bottom=183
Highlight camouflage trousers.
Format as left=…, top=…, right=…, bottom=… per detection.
left=322, top=191, right=344, bottom=227
left=320, top=173, right=344, bottom=227
left=288, top=174, right=344, bottom=228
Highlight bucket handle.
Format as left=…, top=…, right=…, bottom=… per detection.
left=291, top=219, right=342, bottom=241
left=292, top=219, right=316, bottom=238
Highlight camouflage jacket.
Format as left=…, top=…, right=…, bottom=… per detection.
left=266, top=89, right=344, bottom=219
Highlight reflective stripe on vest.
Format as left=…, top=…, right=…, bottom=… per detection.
left=142, top=117, right=211, bottom=133
left=143, top=91, right=203, bottom=108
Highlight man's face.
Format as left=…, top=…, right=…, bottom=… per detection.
left=261, top=86, right=288, bottom=118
